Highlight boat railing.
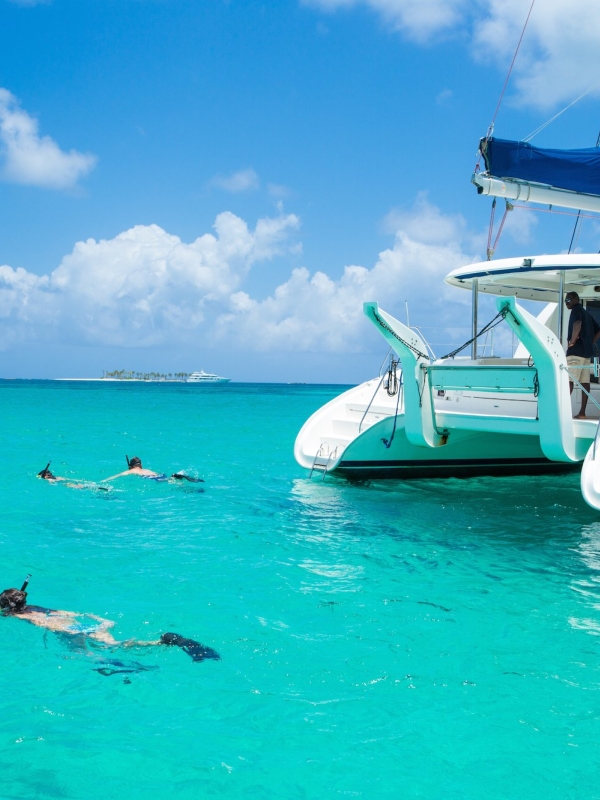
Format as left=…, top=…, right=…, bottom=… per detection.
left=359, top=369, right=404, bottom=433
left=410, top=326, right=437, bottom=360
left=309, top=444, right=340, bottom=479
left=562, top=365, right=600, bottom=454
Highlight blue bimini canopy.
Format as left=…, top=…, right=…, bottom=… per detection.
left=482, top=137, right=600, bottom=196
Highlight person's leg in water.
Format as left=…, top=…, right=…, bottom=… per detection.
left=88, top=629, right=162, bottom=648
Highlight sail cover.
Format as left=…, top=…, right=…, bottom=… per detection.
left=482, top=137, right=600, bottom=195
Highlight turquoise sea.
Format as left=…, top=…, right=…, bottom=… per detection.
left=2, top=380, right=600, bottom=799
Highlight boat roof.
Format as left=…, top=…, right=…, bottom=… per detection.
left=445, top=253, right=600, bottom=301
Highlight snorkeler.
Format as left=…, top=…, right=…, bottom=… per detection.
left=37, top=461, right=108, bottom=491
left=0, top=576, right=220, bottom=662
left=103, top=456, right=204, bottom=483
left=37, top=462, right=63, bottom=481
left=103, top=455, right=162, bottom=481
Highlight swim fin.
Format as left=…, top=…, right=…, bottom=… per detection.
left=161, top=632, right=220, bottom=662
left=171, top=473, right=205, bottom=483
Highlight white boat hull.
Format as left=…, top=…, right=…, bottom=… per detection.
left=186, top=378, right=231, bottom=384
left=295, top=377, right=598, bottom=480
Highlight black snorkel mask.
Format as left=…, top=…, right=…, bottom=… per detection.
left=0, top=575, right=31, bottom=613
left=38, top=461, right=55, bottom=480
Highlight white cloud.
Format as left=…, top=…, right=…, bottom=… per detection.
left=501, top=205, right=538, bottom=246
left=0, top=199, right=486, bottom=356
left=436, top=88, right=453, bottom=106
left=210, top=168, right=260, bottom=193
left=382, top=192, right=469, bottom=244
left=303, top=0, right=466, bottom=42
left=268, top=182, right=291, bottom=198
left=472, top=0, right=600, bottom=111
left=305, top=0, right=600, bottom=110
left=217, top=196, right=480, bottom=352
left=0, top=211, right=300, bottom=349
left=0, top=89, right=97, bottom=189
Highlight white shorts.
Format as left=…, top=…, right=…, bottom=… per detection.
left=567, top=355, right=591, bottom=384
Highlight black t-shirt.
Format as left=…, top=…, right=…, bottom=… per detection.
left=567, top=303, right=596, bottom=358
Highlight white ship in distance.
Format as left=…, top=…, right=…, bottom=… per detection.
left=186, top=370, right=231, bottom=384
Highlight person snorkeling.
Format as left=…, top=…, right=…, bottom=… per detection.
left=0, top=576, right=220, bottom=662
left=37, top=461, right=105, bottom=491
left=103, top=456, right=204, bottom=484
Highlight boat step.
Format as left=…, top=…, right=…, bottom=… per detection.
left=346, top=403, right=397, bottom=416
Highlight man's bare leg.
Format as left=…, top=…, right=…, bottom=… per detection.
left=576, top=382, right=590, bottom=418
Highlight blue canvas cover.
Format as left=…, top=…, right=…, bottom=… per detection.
left=482, top=137, right=600, bottom=196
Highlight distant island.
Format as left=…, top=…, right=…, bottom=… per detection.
left=55, top=369, right=231, bottom=383
left=102, top=370, right=190, bottom=381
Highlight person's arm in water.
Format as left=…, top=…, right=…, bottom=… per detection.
left=102, top=469, right=135, bottom=481
left=103, top=467, right=159, bottom=481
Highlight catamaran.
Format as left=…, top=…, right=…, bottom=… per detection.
left=294, top=135, right=600, bottom=510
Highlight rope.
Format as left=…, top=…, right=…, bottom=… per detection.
left=440, top=309, right=508, bottom=360
left=358, top=372, right=386, bottom=434
left=562, top=364, right=600, bottom=414
left=568, top=212, right=583, bottom=255
left=386, top=359, right=399, bottom=397
left=524, top=77, right=600, bottom=142
left=509, top=203, right=600, bottom=221
left=486, top=198, right=497, bottom=256
left=489, top=0, right=536, bottom=135
left=382, top=372, right=403, bottom=450
left=372, top=309, right=429, bottom=360
left=475, top=0, right=536, bottom=171
left=486, top=199, right=513, bottom=260
left=566, top=130, right=599, bottom=253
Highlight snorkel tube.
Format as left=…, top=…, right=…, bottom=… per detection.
left=126, top=455, right=131, bottom=468
left=0, top=575, right=31, bottom=613
left=38, top=462, right=54, bottom=479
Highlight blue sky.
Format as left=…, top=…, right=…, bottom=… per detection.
left=2, top=0, right=600, bottom=381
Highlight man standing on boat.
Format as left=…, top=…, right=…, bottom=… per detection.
left=565, top=291, right=599, bottom=418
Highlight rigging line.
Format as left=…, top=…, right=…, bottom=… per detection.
left=509, top=204, right=600, bottom=220
left=382, top=372, right=403, bottom=450
left=487, top=0, right=537, bottom=136
left=566, top=131, right=598, bottom=255
left=474, top=0, right=536, bottom=172
left=440, top=310, right=507, bottom=361
left=372, top=309, right=429, bottom=360
left=568, top=212, right=583, bottom=254
left=524, top=76, right=600, bottom=142
left=486, top=198, right=497, bottom=257
left=487, top=200, right=512, bottom=260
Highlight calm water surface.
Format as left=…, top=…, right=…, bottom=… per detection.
left=1, top=380, right=600, bottom=798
